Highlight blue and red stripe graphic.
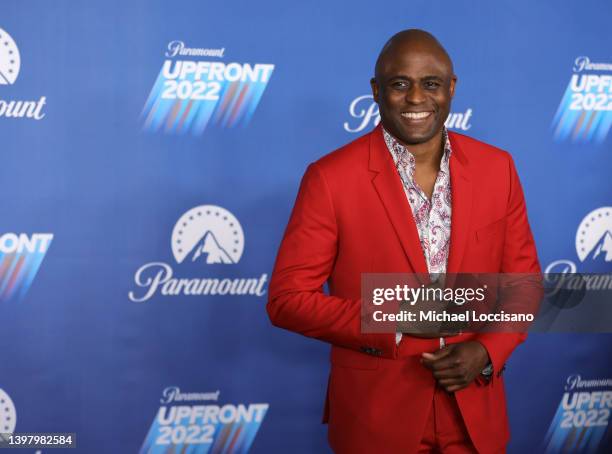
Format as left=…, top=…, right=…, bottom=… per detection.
left=552, top=75, right=612, bottom=144
left=0, top=239, right=52, bottom=302
left=141, top=63, right=273, bottom=136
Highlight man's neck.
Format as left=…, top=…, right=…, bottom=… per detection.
left=395, top=130, right=445, bottom=170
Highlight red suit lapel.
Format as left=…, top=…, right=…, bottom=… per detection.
left=368, top=125, right=429, bottom=274
left=447, top=132, right=473, bottom=273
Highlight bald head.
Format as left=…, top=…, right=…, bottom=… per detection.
left=370, top=29, right=457, bottom=149
left=374, top=29, right=453, bottom=81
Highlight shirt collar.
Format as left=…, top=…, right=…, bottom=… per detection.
left=382, top=127, right=452, bottom=177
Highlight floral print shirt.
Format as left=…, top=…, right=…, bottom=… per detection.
left=383, top=127, right=452, bottom=276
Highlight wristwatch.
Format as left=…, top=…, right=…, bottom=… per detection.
left=481, top=363, right=493, bottom=377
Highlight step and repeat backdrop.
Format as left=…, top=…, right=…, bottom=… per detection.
left=1, top=0, right=611, bottom=452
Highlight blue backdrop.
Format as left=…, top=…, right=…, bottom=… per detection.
left=0, top=1, right=611, bottom=452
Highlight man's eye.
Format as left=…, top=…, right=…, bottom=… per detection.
left=425, top=81, right=440, bottom=89
left=391, top=81, right=408, bottom=89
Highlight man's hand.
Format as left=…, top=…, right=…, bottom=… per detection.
left=421, top=341, right=490, bottom=392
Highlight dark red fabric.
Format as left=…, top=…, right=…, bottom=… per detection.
left=418, top=386, right=477, bottom=454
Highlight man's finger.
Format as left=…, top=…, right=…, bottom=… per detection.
left=443, top=384, right=465, bottom=393
left=424, top=353, right=460, bottom=371
left=437, top=377, right=465, bottom=387
left=421, top=345, right=453, bottom=362
left=432, top=368, right=463, bottom=380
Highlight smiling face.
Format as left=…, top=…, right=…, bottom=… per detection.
left=371, top=33, right=456, bottom=147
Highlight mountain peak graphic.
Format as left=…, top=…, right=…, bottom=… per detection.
left=190, top=231, right=234, bottom=264
left=586, top=230, right=612, bottom=262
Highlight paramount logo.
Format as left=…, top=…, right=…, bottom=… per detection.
left=129, top=205, right=267, bottom=303
left=165, top=41, right=225, bottom=58
left=129, top=262, right=267, bottom=302
left=343, top=94, right=473, bottom=133
left=0, top=27, right=48, bottom=120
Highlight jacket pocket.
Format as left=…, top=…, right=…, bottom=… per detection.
left=475, top=217, right=506, bottom=242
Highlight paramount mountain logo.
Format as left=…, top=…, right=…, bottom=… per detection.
left=586, top=230, right=612, bottom=262
left=0, top=27, right=47, bottom=120
left=546, top=207, right=612, bottom=273
left=593, top=232, right=612, bottom=259
left=0, top=388, right=16, bottom=433
left=171, top=205, right=243, bottom=265
left=191, top=231, right=233, bottom=264
left=129, top=205, right=267, bottom=303
left=0, top=28, right=20, bottom=85
left=576, top=207, right=612, bottom=264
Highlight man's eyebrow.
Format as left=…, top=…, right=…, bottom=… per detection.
left=387, top=74, right=445, bottom=81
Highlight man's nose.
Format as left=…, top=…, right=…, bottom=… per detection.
left=405, top=85, right=426, bottom=104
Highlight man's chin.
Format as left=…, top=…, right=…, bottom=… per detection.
left=382, top=119, right=439, bottom=146
left=394, top=130, right=438, bottom=146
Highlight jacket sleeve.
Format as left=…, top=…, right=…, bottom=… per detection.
left=267, top=162, right=396, bottom=358
left=475, top=154, right=542, bottom=376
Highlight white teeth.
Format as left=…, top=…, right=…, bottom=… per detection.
left=401, top=112, right=431, bottom=120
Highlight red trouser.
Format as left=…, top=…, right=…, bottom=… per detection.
left=417, top=385, right=479, bottom=454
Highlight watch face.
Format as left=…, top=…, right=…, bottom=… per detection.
left=0, top=28, right=21, bottom=85
left=481, top=364, right=494, bottom=376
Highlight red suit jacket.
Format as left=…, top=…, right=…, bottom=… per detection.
left=267, top=125, right=541, bottom=453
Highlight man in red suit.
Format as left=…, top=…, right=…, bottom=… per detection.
left=267, top=29, right=540, bottom=453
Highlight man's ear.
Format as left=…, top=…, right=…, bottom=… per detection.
left=370, top=78, right=379, bottom=103
left=449, top=75, right=457, bottom=98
